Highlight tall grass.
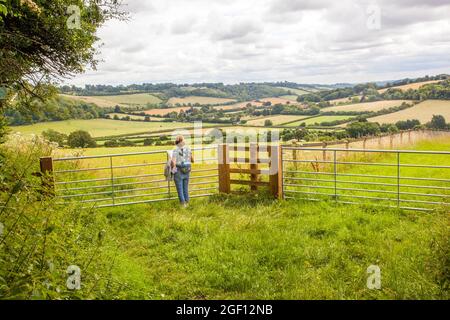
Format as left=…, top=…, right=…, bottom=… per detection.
left=99, top=193, right=449, bottom=299
left=0, top=137, right=122, bottom=299
left=0, top=136, right=448, bottom=300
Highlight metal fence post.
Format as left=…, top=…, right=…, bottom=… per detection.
left=334, top=150, right=337, bottom=203
left=166, top=152, right=172, bottom=198
left=397, top=152, right=400, bottom=208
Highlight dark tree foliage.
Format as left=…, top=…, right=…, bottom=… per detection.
left=67, top=130, right=96, bottom=148
left=429, top=115, right=447, bottom=130
left=346, top=121, right=381, bottom=138
left=0, top=0, right=126, bottom=109
left=4, top=96, right=108, bottom=125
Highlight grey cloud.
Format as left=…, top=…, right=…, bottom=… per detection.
left=269, top=0, right=329, bottom=14
left=171, top=17, right=197, bottom=35
left=211, top=20, right=263, bottom=41
left=66, top=0, right=450, bottom=86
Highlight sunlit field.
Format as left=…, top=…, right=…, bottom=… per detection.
left=368, top=100, right=450, bottom=124
left=12, top=119, right=209, bottom=138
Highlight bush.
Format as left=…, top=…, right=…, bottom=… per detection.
left=429, top=115, right=447, bottom=130
left=67, top=131, right=97, bottom=148
left=42, top=129, right=68, bottom=147
left=346, top=121, right=381, bottom=138
left=0, top=137, right=119, bottom=299
left=143, top=138, right=153, bottom=146
left=264, top=120, right=273, bottom=127
left=104, top=139, right=119, bottom=147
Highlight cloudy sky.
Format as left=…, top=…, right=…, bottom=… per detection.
left=67, top=0, right=450, bottom=86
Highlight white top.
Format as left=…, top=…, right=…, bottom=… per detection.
left=172, top=145, right=192, bottom=166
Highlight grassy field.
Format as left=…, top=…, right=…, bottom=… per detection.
left=215, top=101, right=264, bottom=111
left=280, top=95, right=300, bottom=101
left=107, top=113, right=167, bottom=121
left=285, top=115, right=355, bottom=127
left=47, top=137, right=450, bottom=299
left=60, top=93, right=162, bottom=108
left=143, top=106, right=195, bottom=116
left=321, top=100, right=410, bottom=113
left=276, top=87, right=310, bottom=95
left=378, top=80, right=443, bottom=94
left=260, top=97, right=300, bottom=105
left=328, top=96, right=362, bottom=105
left=97, top=195, right=448, bottom=299
left=12, top=119, right=201, bottom=138
left=245, top=115, right=311, bottom=126
left=368, top=100, right=450, bottom=124
left=167, top=96, right=235, bottom=106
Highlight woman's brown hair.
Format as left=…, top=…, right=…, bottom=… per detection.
left=175, top=135, right=184, bottom=145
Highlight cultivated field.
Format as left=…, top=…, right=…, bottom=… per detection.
left=245, top=115, right=311, bottom=126
left=60, top=93, right=162, bottom=108
left=12, top=119, right=199, bottom=138
left=378, top=80, right=443, bottom=93
left=276, top=87, right=310, bottom=95
left=321, top=100, right=411, bottom=113
left=215, top=101, right=264, bottom=111
left=167, top=96, right=235, bottom=106
left=142, top=106, right=194, bottom=116
left=260, top=97, right=300, bottom=105
left=286, top=115, right=356, bottom=127
left=328, top=96, right=362, bottom=105
left=106, top=113, right=168, bottom=121
left=368, top=100, right=450, bottom=124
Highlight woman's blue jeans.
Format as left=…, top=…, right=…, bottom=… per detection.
left=174, top=171, right=190, bottom=204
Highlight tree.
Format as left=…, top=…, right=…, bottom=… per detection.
left=67, top=130, right=96, bottom=148
left=264, top=119, right=273, bottom=127
left=346, top=122, right=381, bottom=138
left=0, top=0, right=126, bottom=110
left=42, top=129, right=67, bottom=147
left=429, top=115, right=447, bottom=129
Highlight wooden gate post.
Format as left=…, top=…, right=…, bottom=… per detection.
left=40, top=156, right=55, bottom=196
left=249, top=143, right=258, bottom=191
left=269, top=145, right=283, bottom=199
left=218, top=144, right=230, bottom=194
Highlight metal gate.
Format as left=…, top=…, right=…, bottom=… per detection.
left=282, top=146, right=450, bottom=211
left=48, top=146, right=218, bottom=208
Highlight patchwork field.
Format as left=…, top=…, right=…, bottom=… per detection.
left=60, top=93, right=162, bottom=108
left=280, top=95, right=299, bottom=101
left=328, top=96, right=362, bottom=105
left=12, top=119, right=199, bottom=138
left=143, top=106, right=194, bottom=116
left=378, top=80, right=442, bottom=94
left=286, top=115, right=356, bottom=127
left=215, top=101, right=264, bottom=111
left=321, top=100, right=411, bottom=113
left=106, top=113, right=167, bottom=121
left=260, top=97, right=300, bottom=105
left=368, top=100, right=450, bottom=124
left=276, top=87, right=310, bottom=95
left=246, top=115, right=311, bottom=126
left=167, top=96, right=235, bottom=106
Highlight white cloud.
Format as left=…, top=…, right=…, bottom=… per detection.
left=66, top=0, right=450, bottom=86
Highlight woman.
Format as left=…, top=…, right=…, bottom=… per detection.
left=171, top=135, right=194, bottom=207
